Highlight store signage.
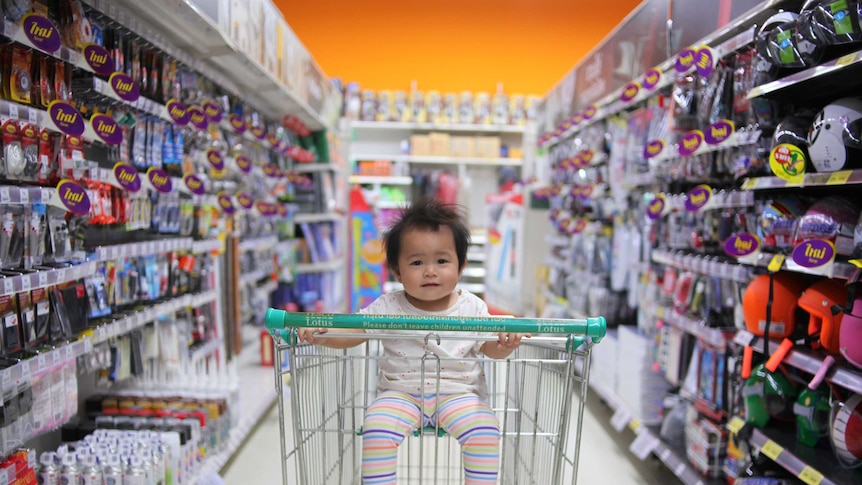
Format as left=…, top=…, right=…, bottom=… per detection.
left=769, top=144, right=806, bottom=184
left=109, top=73, right=140, bottom=103
left=263, top=163, right=282, bottom=178
left=580, top=149, right=595, bottom=165
left=705, top=119, right=734, bottom=145
left=646, top=194, right=667, bottom=220
left=675, top=46, right=698, bottom=72
left=188, top=107, right=208, bottom=131
left=21, top=14, right=61, bottom=53
left=146, top=167, right=172, bottom=193
left=678, top=130, right=704, bottom=157
left=47, top=101, right=85, bottom=137
left=228, top=114, right=246, bottom=134
left=685, top=184, right=713, bottom=212
left=236, top=192, right=254, bottom=210
left=112, top=162, right=141, bottom=193
left=267, top=133, right=281, bottom=149
left=202, top=101, right=222, bottom=123
left=217, top=192, right=235, bottom=214
left=572, top=218, right=588, bottom=234
left=644, top=140, right=665, bottom=159
left=580, top=184, right=594, bottom=200
left=724, top=233, right=760, bottom=259
left=696, top=46, right=716, bottom=77
left=90, top=114, right=122, bottom=145
left=206, top=149, right=225, bottom=171
left=621, top=82, right=640, bottom=103
left=83, top=44, right=113, bottom=77
left=53, top=179, right=90, bottom=215
left=235, top=155, right=252, bottom=174
left=250, top=124, right=266, bottom=140
left=583, top=104, right=598, bottom=120
left=255, top=201, right=279, bottom=217
left=573, top=112, right=584, bottom=125
left=792, top=239, right=835, bottom=269
left=183, top=173, right=206, bottom=196
left=166, top=100, right=190, bottom=126
left=642, top=68, right=662, bottom=91
left=277, top=204, right=288, bottom=217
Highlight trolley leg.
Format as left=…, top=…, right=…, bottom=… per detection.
left=570, top=346, right=592, bottom=485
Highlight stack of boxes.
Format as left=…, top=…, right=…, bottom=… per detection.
left=409, top=133, right=505, bottom=159
left=615, top=325, right=671, bottom=425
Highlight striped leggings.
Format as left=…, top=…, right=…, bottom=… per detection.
left=361, top=391, right=500, bottom=484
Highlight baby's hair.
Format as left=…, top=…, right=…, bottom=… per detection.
left=383, top=197, right=471, bottom=273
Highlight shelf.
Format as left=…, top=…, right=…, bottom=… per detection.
left=0, top=339, right=90, bottom=392
left=296, top=258, right=343, bottom=274
left=741, top=169, right=862, bottom=190
left=240, top=269, right=271, bottom=286
left=727, top=417, right=862, bottom=485
left=747, top=48, right=862, bottom=101
left=546, top=235, right=572, bottom=247
left=0, top=19, right=88, bottom=70
left=189, top=338, right=224, bottom=363
left=376, top=200, right=408, bottom=210
left=651, top=250, right=754, bottom=284
left=350, top=120, right=525, bottom=134
left=461, top=267, right=486, bottom=278
left=294, top=212, right=344, bottom=224
left=258, top=280, right=279, bottom=295
left=293, top=163, right=342, bottom=174
left=85, top=76, right=169, bottom=121
left=238, top=235, right=279, bottom=253
left=0, top=185, right=54, bottom=205
left=351, top=154, right=523, bottom=166
left=92, top=237, right=198, bottom=261
left=1, top=262, right=97, bottom=298
left=192, top=238, right=224, bottom=254
left=656, top=307, right=729, bottom=350
left=349, top=175, right=413, bottom=185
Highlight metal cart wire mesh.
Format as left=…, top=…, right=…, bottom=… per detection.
left=265, top=309, right=606, bottom=485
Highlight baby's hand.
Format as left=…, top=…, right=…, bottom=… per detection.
left=496, top=332, right=531, bottom=351
left=298, top=328, right=327, bottom=344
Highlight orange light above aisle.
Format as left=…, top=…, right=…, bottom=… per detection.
left=275, top=0, right=642, bottom=95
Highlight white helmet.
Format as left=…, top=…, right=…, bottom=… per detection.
left=807, top=97, right=862, bottom=172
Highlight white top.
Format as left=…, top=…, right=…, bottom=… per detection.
left=360, top=290, right=494, bottom=400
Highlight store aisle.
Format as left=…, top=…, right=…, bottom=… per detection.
left=221, top=385, right=679, bottom=484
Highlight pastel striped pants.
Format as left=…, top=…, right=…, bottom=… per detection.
left=361, top=391, right=500, bottom=484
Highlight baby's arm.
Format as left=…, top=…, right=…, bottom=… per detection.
left=481, top=333, right=531, bottom=359
left=297, top=328, right=367, bottom=348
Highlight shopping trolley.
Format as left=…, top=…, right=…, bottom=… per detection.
left=264, top=309, right=606, bottom=485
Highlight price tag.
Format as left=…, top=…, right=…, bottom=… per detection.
left=727, top=416, right=746, bottom=435
left=760, top=439, right=783, bottom=461
left=798, top=466, right=824, bottom=485
left=52, top=350, right=60, bottom=365
left=84, top=339, right=92, bottom=353
left=611, top=408, right=632, bottom=432
left=835, top=52, right=858, bottom=67
left=629, top=431, right=660, bottom=460
left=629, top=418, right=641, bottom=432
left=97, top=326, right=107, bottom=341
left=29, top=108, right=38, bottom=124
left=36, top=353, right=45, bottom=371
left=8, top=104, right=18, bottom=120
left=767, top=254, right=785, bottom=273
left=0, top=187, right=10, bottom=204
left=111, top=246, right=120, bottom=260
left=21, top=360, right=29, bottom=377
left=674, top=463, right=686, bottom=477
left=38, top=272, right=47, bottom=287
left=19, top=188, right=28, bottom=203
left=658, top=447, right=672, bottom=462
left=827, top=170, right=852, bottom=185
left=65, top=345, right=74, bottom=360
left=3, top=279, right=13, bottom=295
left=40, top=188, right=52, bottom=202
left=0, top=466, right=8, bottom=484
left=56, top=268, right=66, bottom=282
left=20, top=276, right=30, bottom=292
left=733, top=330, right=756, bottom=347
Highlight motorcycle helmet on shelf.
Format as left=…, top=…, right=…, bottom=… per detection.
left=794, top=195, right=860, bottom=256
left=757, top=196, right=812, bottom=251
left=807, top=97, right=862, bottom=172
left=755, top=12, right=824, bottom=69
left=743, top=363, right=799, bottom=427
left=742, top=272, right=809, bottom=339
left=794, top=385, right=833, bottom=446
left=797, top=278, right=847, bottom=353
left=799, top=0, right=862, bottom=46
left=830, top=392, right=862, bottom=468
left=840, top=297, right=862, bottom=369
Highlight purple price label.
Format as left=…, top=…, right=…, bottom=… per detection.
left=705, top=119, right=734, bottom=145
left=147, top=167, right=172, bottom=193
left=583, top=105, right=598, bottom=120
left=235, top=155, right=252, bottom=174
left=792, top=239, right=836, bottom=268
left=267, top=133, right=281, bottom=149
left=724, top=233, right=760, bottom=258
left=83, top=44, right=113, bottom=77
left=644, top=140, right=665, bottom=159
left=91, top=114, right=122, bottom=145
left=678, top=130, right=704, bottom=156
left=113, top=162, right=141, bottom=193
left=621, top=82, right=640, bottom=102
left=183, top=174, right=206, bottom=196
left=229, top=114, right=246, bottom=134
left=236, top=192, right=254, bottom=210
left=675, top=47, right=698, bottom=72
left=48, top=101, right=85, bottom=136
left=206, top=149, right=225, bottom=171
left=22, top=13, right=61, bottom=53
left=250, top=125, right=266, bottom=140
left=55, top=179, right=90, bottom=215
left=188, top=107, right=208, bottom=131
left=109, top=73, right=140, bottom=102
left=642, top=68, right=662, bottom=90
left=646, top=195, right=666, bottom=220
left=685, top=184, right=713, bottom=212
left=696, top=47, right=715, bottom=77
left=217, top=192, right=235, bottom=214
left=256, top=201, right=278, bottom=217
left=166, top=100, right=190, bottom=126
left=202, top=101, right=222, bottom=123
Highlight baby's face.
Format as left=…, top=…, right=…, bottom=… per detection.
left=393, top=226, right=463, bottom=312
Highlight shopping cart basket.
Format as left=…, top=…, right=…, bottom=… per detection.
left=265, top=309, right=606, bottom=485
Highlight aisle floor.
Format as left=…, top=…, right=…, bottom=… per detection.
left=221, top=385, right=680, bottom=484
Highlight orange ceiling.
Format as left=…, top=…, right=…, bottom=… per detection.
left=276, top=0, right=644, bottom=96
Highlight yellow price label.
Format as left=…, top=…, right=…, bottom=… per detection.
left=826, top=170, right=852, bottom=185
left=741, top=178, right=757, bottom=190
left=767, top=254, right=785, bottom=273
left=727, top=416, right=745, bottom=435
left=656, top=307, right=665, bottom=319
left=629, top=419, right=641, bottom=432
left=798, top=466, right=824, bottom=485
left=760, top=439, right=783, bottom=461
left=849, top=259, right=862, bottom=269
left=836, top=52, right=858, bottom=67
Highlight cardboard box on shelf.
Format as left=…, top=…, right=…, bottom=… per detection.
left=475, top=136, right=501, bottom=159
left=410, top=135, right=431, bottom=156
left=429, top=133, right=451, bottom=157
left=450, top=136, right=476, bottom=158
left=508, top=146, right=523, bottom=159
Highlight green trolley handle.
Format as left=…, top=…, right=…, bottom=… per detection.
left=265, top=308, right=606, bottom=344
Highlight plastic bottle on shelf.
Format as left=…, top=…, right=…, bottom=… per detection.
left=102, top=455, right=124, bottom=485
left=59, top=453, right=81, bottom=485
left=80, top=455, right=102, bottom=485
left=125, top=456, right=146, bottom=485
left=38, top=451, right=59, bottom=485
